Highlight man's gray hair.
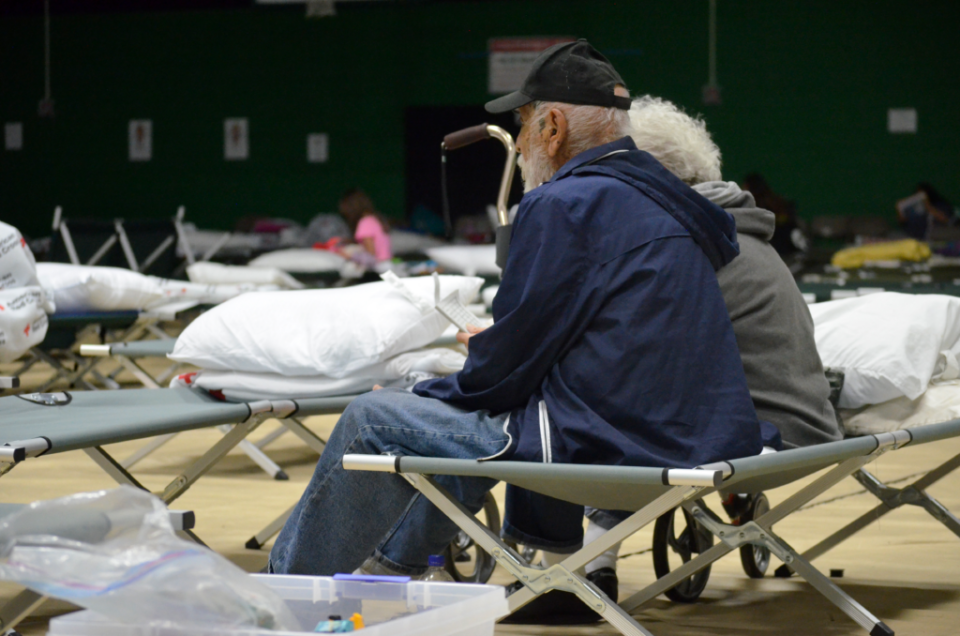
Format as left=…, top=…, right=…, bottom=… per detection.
left=530, top=90, right=635, bottom=159
left=628, top=95, right=722, bottom=185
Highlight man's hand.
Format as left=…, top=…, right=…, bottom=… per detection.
left=456, top=324, right=486, bottom=352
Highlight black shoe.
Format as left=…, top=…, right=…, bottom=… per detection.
left=500, top=567, right=619, bottom=625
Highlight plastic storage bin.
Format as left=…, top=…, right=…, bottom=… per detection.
left=47, top=574, right=508, bottom=636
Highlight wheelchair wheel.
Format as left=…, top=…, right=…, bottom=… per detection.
left=444, top=492, right=500, bottom=583
left=739, top=493, right=771, bottom=579
left=652, top=506, right=714, bottom=603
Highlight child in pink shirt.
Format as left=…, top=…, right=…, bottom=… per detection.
left=354, top=215, right=392, bottom=262
left=339, top=189, right=392, bottom=262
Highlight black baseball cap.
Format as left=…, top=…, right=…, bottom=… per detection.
left=485, top=39, right=630, bottom=114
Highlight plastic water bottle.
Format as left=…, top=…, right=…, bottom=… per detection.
left=421, top=554, right=455, bottom=582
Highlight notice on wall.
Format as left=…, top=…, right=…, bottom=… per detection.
left=888, top=108, right=917, bottom=134
left=128, top=120, right=152, bottom=161
left=224, top=118, right=249, bottom=160
left=488, top=37, right=574, bottom=94
left=307, top=133, right=329, bottom=163
left=4, top=123, right=23, bottom=151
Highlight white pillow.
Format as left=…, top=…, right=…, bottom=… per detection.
left=36, top=263, right=167, bottom=312
left=426, top=245, right=499, bottom=276
left=810, top=292, right=960, bottom=408
left=169, top=275, right=483, bottom=377
left=0, top=287, right=50, bottom=363
left=481, top=285, right=499, bottom=309
left=170, top=348, right=465, bottom=401
left=0, top=221, right=40, bottom=290
left=186, top=262, right=304, bottom=290
left=248, top=248, right=346, bottom=274
left=389, top=230, right=447, bottom=256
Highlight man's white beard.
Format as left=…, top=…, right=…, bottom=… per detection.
left=518, top=139, right=558, bottom=194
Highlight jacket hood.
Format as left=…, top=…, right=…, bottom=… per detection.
left=693, top=181, right=776, bottom=242
left=554, top=137, right=740, bottom=270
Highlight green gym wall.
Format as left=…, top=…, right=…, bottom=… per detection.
left=2, top=0, right=958, bottom=239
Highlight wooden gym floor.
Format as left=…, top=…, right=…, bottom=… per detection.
left=2, top=357, right=960, bottom=635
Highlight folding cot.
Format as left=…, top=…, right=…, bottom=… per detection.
left=50, top=207, right=181, bottom=278
left=0, top=387, right=354, bottom=528
left=342, top=418, right=960, bottom=636
left=0, top=501, right=197, bottom=635
left=9, top=302, right=197, bottom=394
left=73, top=331, right=464, bottom=479
left=0, top=385, right=498, bottom=585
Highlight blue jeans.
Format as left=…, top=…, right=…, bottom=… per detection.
left=268, top=388, right=511, bottom=575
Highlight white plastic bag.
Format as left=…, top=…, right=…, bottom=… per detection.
left=0, top=487, right=299, bottom=631
left=0, top=221, right=40, bottom=290
left=0, top=286, right=51, bottom=363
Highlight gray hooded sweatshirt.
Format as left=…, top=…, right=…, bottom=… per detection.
left=694, top=181, right=842, bottom=448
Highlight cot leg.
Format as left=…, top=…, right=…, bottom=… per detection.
left=121, top=433, right=179, bottom=469
left=161, top=417, right=267, bottom=503
left=396, top=471, right=701, bottom=636
left=278, top=417, right=328, bottom=455
left=620, top=541, right=733, bottom=611
left=33, top=349, right=97, bottom=392
left=624, top=455, right=876, bottom=611
left=786, top=547, right=894, bottom=635
left=115, top=355, right=162, bottom=389
left=215, top=425, right=288, bottom=480
left=154, top=362, right=183, bottom=385
left=781, top=454, right=960, bottom=576
left=10, top=351, right=41, bottom=380
left=83, top=446, right=150, bottom=491
left=254, top=425, right=288, bottom=450
left=0, top=590, right=49, bottom=635
left=246, top=504, right=295, bottom=550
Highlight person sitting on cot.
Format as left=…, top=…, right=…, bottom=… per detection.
left=505, top=95, right=848, bottom=624
left=337, top=188, right=393, bottom=262
left=267, top=40, right=780, bottom=586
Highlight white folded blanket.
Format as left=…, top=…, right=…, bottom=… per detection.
left=170, top=347, right=466, bottom=401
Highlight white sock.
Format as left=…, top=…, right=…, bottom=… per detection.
left=583, top=519, right=621, bottom=575
left=539, top=550, right=569, bottom=568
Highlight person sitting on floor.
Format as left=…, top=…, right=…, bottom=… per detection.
left=267, top=40, right=777, bottom=590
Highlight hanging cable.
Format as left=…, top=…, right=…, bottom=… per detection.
left=440, top=143, right=454, bottom=240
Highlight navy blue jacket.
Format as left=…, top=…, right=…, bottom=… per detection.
left=414, top=137, right=765, bottom=468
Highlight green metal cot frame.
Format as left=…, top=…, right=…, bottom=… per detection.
left=344, top=419, right=960, bottom=636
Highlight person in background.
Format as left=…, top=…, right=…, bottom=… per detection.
left=338, top=188, right=392, bottom=261
left=742, top=173, right=803, bottom=257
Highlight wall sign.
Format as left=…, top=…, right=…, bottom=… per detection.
left=128, top=119, right=152, bottom=161
left=4, top=123, right=23, bottom=150
left=888, top=108, right=917, bottom=134
left=307, top=133, right=329, bottom=163
left=488, top=37, right=574, bottom=94
left=224, top=118, right=249, bottom=160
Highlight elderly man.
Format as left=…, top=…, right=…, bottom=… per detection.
left=268, top=41, right=772, bottom=582
left=517, top=95, right=846, bottom=625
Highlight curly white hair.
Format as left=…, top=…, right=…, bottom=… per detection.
left=629, top=95, right=722, bottom=185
